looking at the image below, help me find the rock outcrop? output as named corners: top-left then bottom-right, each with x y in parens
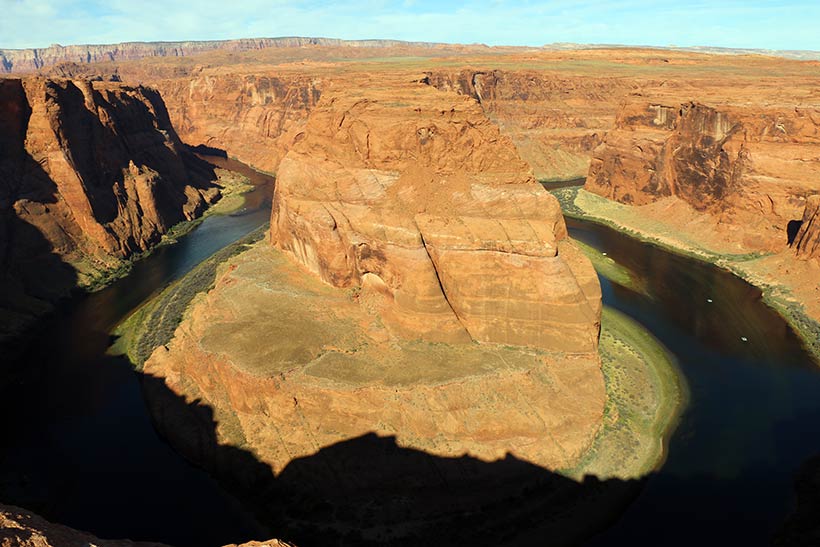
top-left (0, 77), bottom-right (218, 342)
top-left (0, 503), bottom-right (293, 547)
top-left (794, 195), bottom-right (820, 259)
top-left (271, 80), bottom-right (601, 350)
top-left (586, 101), bottom-right (820, 252)
top-left (141, 79), bottom-right (606, 543)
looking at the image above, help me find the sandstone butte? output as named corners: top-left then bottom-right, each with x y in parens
top-left (141, 75), bottom-right (607, 542)
top-left (0, 76), bottom-right (220, 344)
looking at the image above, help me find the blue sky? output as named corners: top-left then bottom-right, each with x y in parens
top-left (2, 0), bottom-right (819, 50)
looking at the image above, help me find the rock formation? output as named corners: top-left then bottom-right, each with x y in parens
top-left (154, 73), bottom-right (321, 173)
top-left (0, 503), bottom-right (294, 547)
top-left (0, 77), bottom-right (218, 343)
top-left (271, 79), bottom-right (601, 350)
top-left (141, 79), bottom-right (605, 543)
top-left (794, 195), bottom-right (820, 259)
top-left (586, 101), bottom-right (820, 252)
top-left (423, 69), bottom-right (628, 181)
top-left (0, 38), bottom-right (452, 73)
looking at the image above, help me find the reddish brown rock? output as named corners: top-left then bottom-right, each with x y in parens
top-left (586, 101), bottom-right (820, 253)
top-left (794, 195), bottom-right (820, 259)
top-left (0, 503), bottom-right (293, 547)
top-left (153, 72), bottom-right (321, 173)
top-left (424, 69), bottom-right (629, 181)
top-left (271, 78), bottom-right (601, 350)
top-left (140, 77), bottom-right (605, 543)
top-left (0, 77), bottom-right (218, 342)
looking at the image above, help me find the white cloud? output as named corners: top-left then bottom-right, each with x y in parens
top-left (1, 0), bottom-right (818, 50)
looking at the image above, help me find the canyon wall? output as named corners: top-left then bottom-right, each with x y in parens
top-left (0, 77), bottom-right (218, 342)
top-left (586, 101), bottom-right (820, 252)
top-left (152, 72), bottom-right (321, 173)
top-left (794, 195), bottom-right (820, 259)
top-left (0, 38), bottom-right (450, 73)
top-left (424, 69), bottom-right (632, 181)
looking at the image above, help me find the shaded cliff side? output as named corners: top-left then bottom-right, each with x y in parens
top-left (794, 195), bottom-right (820, 259)
top-left (0, 77), bottom-right (219, 343)
top-left (586, 101), bottom-right (820, 253)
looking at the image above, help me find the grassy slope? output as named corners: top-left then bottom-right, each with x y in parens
top-left (110, 225), bottom-right (268, 369)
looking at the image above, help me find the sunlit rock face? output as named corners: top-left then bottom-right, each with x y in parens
top-left (271, 78), bottom-right (602, 350)
top-left (586, 100), bottom-right (820, 253)
top-left (153, 73), bottom-right (322, 174)
top-left (423, 69), bottom-right (629, 182)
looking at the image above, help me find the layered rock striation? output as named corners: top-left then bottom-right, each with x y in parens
top-left (424, 69), bottom-right (630, 181)
top-left (586, 101), bottom-right (820, 252)
top-left (0, 77), bottom-right (218, 342)
top-left (271, 80), bottom-right (601, 350)
top-left (154, 72), bottom-right (321, 173)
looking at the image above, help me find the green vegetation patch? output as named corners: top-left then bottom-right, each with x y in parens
top-left (565, 307), bottom-right (686, 480)
top-left (111, 224), bottom-right (268, 369)
top-left (571, 239), bottom-right (645, 294)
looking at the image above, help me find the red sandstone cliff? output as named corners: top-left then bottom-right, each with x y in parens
top-left (0, 77), bottom-right (219, 342)
top-left (271, 78), bottom-right (601, 350)
top-left (423, 69), bottom-right (631, 181)
top-left (586, 101), bottom-right (820, 252)
top-left (152, 72), bottom-right (321, 173)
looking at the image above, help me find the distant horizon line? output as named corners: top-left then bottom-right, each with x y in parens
top-left (2, 35), bottom-right (819, 59)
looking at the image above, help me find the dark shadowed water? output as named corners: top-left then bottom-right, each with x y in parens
top-left (0, 156), bottom-right (274, 546)
top-left (566, 217), bottom-right (820, 546)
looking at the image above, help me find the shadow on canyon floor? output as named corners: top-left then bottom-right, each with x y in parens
top-left (140, 362), bottom-right (646, 546)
